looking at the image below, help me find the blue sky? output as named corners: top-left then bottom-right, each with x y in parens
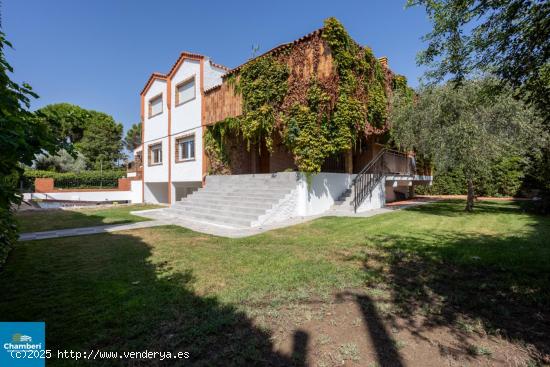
top-left (4, 0), bottom-right (431, 134)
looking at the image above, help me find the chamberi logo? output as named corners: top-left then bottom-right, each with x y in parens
top-left (12, 333), bottom-right (33, 343)
top-left (1, 322), bottom-right (45, 367)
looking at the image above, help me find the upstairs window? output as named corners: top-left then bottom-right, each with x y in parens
top-left (175, 76), bottom-right (196, 106)
top-left (176, 135), bottom-right (195, 162)
top-left (148, 143), bottom-right (162, 166)
top-left (149, 94), bottom-right (163, 117)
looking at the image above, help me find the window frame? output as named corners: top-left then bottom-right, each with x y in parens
top-left (148, 93), bottom-right (163, 118)
top-left (175, 134), bottom-right (196, 163)
top-left (175, 76), bottom-right (196, 106)
top-left (148, 143), bottom-right (163, 166)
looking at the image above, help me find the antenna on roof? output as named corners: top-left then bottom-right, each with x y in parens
top-left (251, 44), bottom-right (260, 59)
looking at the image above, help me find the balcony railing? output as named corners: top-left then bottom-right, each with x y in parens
top-left (352, 149), bottom-right (416, 212)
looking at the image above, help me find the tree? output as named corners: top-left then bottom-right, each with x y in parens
top-left (390, 78), bottom-right (544, 211)
top-left (0, 32), bottom-right (64, 265)
top-left (407, 0), bottom-right (550, 119)
top-left (409, 0), bottom-right (550, 211)
top-left (37, 103), bottom-right (89, 143)
top-left (33, 149), bottom-right (87, 172)
top-left (124, 122), bottom-right (142, 151)
top-left (76, 111), bottom-right (124, 170)
top-left (36, 103), bottom-right (124, 169)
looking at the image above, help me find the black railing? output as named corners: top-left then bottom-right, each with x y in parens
top-left (352, 149), bottom-right (415, 212)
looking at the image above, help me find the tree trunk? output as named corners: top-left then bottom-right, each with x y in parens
top-left (466, 179), bottom-right (475, 212)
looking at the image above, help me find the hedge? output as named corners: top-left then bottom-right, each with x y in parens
top-left (22, 169), bottom-right (126, 190)
top-left (416, 157), bottom-right (525, 197)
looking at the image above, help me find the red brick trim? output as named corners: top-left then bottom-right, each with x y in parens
top-left (34, 178), bottom-right (134, 192)
top-left (141, 94), bottom-right (145, 202)
top-left (200, 58), bottom-right (207, 185)
top-left (140, 73), bottom-right (167, 96)
top-left (167, 77), bottom-right (172, 204)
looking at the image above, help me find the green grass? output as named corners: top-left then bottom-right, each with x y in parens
top-left (15, 204), bottom-right (163, 232)
top-left (1, 200), bottom-right (549, 365)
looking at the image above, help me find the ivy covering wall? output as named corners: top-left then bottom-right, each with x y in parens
top-left (205, 17), bottom-right (409, 174)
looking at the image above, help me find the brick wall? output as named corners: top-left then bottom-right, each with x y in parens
top-left (269, 136), bottom-right (296, 173)
top-left (35, 178), bottom-right (54, 192)
top-left (117, 178), bottom-right (132, 191)
top-left (34, 177), bottom-right (134, 192)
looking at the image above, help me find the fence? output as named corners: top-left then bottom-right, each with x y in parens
top-left (21, 170), bottom-right (126, 192)
top-left (34, 177), bottom-right (132, 193)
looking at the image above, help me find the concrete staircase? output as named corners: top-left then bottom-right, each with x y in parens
top-left (161, 174), bottom-right (298, 228)
top-left (328, 187), bottom-right (355, 214)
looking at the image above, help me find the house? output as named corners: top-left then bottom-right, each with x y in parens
top-left (139, 53), bottom-right (228, 204)
top-left (133, 19), bottom-right (432, 227)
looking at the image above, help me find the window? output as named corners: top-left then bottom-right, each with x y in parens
top-left (149, 94), bottom-right (163, 117)
top-left (175, 77), bottom-right (195, 106)
top-left (148, 143), bottom-right (162, 166)
top-left (175, 135), bottom-right (195, 162)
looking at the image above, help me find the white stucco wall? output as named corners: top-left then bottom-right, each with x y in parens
top-left (169, 59), bottom-right (206, 190)
top-left (143, 79), bottom-right (168, 142)
top-left (28, 191), bottom-right (132, 202)
top-left (171, 59), bottom-right (201, 135)
top-left (356, 177), bottom-right (386, 212)
top-left (130, 180), bottom-right (143, 203)
top-left (203, 60), bottom-right (225, 90)
top-left (140, 57), bottom-right (226, 192)
top-left (171, 127), bottom-right (203, 184)
top-left (295, 172), bottom-right (354, 216)
top-left (144, 182), bottom-right (168, 204)
top-left (143, 78), bottom-right (169, 184)
top-left (143, 136), bottom-right (169, 183)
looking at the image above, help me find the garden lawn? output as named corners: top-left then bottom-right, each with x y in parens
top-left (1, 200), bottom-right (549, 366)
top-left (15, 204), bottom-right (163, 232)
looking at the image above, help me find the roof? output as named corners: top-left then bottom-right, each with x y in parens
top-left (224, 27), bottom-right (324, 77)
top-left (140, 52), bottom-right (229, 96)
top-left (203, 25), bottom-right (389, 94)
top-left (203, 27), bottom-right (324, 94)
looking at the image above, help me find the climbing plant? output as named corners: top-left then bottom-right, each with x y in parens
top-left (236, 56), bottom-right (289, 151)
top-left (205, 17), bottom-right (407, 174)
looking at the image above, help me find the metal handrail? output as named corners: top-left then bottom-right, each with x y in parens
top-left (352, 149), bottom-right (415, 212)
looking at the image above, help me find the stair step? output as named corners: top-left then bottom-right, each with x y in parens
top-left (205, 183), bottom-right (295, 189)
top-left (197, 187), bottom-right (293, 195)
top-left (173, 203), bottom-right (267, 216)
top-left (192, 191), bottom-right (289, 200)
top-left (166, 206), bottom-right (261, 221)
top-left (186, 195), bottom-right (284, 204)
top-left (163, 210), bottom-right (252, 227)
top-left (176, 199), bottom-right (273, 211)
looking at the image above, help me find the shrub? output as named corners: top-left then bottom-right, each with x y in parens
top-left (416, 156), bottom-right (525, 197)
top-left (22, 169), bottom-right (126, 190)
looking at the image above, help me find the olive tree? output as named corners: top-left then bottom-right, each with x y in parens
top-left (390, 78), bottom-right (544, 211)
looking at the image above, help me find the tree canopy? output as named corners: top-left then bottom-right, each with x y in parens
top-left (36, 103), bottom-right (124, 170)
top-left (390, 77), bottom-right (544, 210)
top-left (408, 0), bottom-right (550, 120)
top-left (0, 32), bottom-right (64, 265)
top-left (124, 122), bottom-right (142, 151)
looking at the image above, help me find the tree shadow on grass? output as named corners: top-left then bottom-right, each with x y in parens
top-left (0, 230), bottom-right (307, 366)
top-left (402, 199), bottom-right (533, 218)
top-left (360, 207), bottom-right (550, 363)
top-left (15, 205), bottom-right (156, 233)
